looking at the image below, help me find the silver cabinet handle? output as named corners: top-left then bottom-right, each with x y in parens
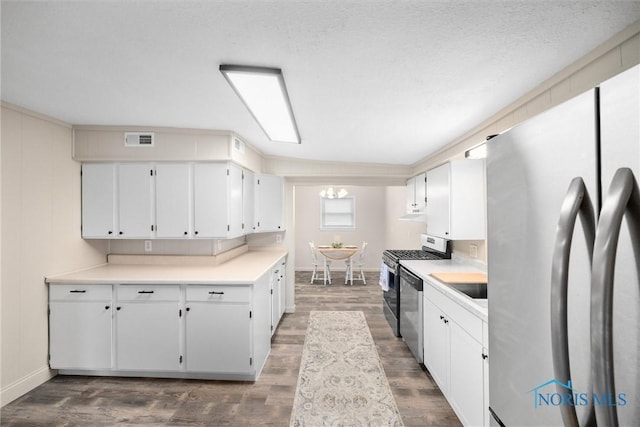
top-left (550, 177), bottom-right (596, 427)
top-left (591, 167), bottom-right (640, 427)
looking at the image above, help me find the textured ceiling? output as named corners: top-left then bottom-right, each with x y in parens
top-left (2, 1), bottom-right (639, 165)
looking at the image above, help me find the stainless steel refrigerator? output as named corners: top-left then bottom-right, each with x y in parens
top-left (487, 64), bottom-right (639, 426)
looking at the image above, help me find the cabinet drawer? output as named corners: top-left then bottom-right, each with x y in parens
top-left (186, 285), bottom-right (250, 303)
top-left (425, 283), bottom-right (483, 342)
top-left (49, 284), bottom-right (112, 301)
top-left (117, 285), bottom-right (180, 301)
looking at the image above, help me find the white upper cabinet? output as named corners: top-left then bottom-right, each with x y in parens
top-left (81, 163), bottom-right (153, 238)
top-left (118, 163), bottom-right (154, 238)
top-left (82, 161), bottom-right (266, 240)
top-left (193, 163), bottom-right (225, 238)
top-left (155, 163), bottom-right (191, 238)
top-left (242, 169), bottom-right (255, 235)
top-left (254, 174), bottom-right (284, 232)
top-left (426, 159), bottom-right (486, 240)
top-left (426, 164), bottom-right (451, 236)
top-left (406, 172), bottom-right (426, 214)
top-left (228, 164), bottom-right (243, 238)
top-left (193, 163), bottom-right (243, 239)
top-left (82, 163), bottom-right (116, 238)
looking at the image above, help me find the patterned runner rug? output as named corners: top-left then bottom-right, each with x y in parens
top-left (290, 311), bottom-right (404, 426)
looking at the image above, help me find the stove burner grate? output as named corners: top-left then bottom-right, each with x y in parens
top-left (383, 249), bottom-right (448, 261)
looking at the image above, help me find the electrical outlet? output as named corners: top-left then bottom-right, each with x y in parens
top-left (470, 244), bottom-right (478, 258)
top-left (144, 240), bottom-right (152, 252)
top-left (275, 234), bottom-right (282, 244)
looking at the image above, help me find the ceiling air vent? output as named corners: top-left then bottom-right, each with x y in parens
top-left (124, 132), bottom-right (155, 147)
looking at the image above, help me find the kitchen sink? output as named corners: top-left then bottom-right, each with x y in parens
top-left (447, 283), bottom-right (487, 299)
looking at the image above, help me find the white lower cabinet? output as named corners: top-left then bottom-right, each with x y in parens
top-left (185, 285), bottom-right (251, 373)
top-left (270, 266), bottom-right (281, 336)
top-left (449, 320), bottom-right (485, 426)
top-left (278, 259), bottom-right (286, 319)
top-left (49, 272), bottom-right (274, 380)
top-left (115, 285), bottom-right (181, 371)
top-left (269, 256), bottom-right (287, 336)
top-left (49, 284), bottom-right (113, 370)
top-left (423, 283), bottom-right (489, 426)
top-left (423, 298), bottom-right (449, 389)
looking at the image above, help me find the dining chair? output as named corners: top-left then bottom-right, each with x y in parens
top-left (345, 241), bottom-right (367, 284)
top-left (309, 241), bottom-right (331, 284)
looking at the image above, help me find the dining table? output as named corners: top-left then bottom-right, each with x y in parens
top-left (317, 245), bottom-right (359, 285)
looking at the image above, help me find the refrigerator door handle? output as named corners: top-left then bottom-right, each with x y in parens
top-left (550, 177), bottom-right (596, 427)
top-left (591, 167), bottom-right (640, 427)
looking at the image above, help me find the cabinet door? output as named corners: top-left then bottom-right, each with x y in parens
top-left (193, 163), bottom-right (227, 238)
top-left (242, 169), bottom-right (255, 235)
top-left (155, 163), bottom-right (191, 238)
top-left (185, 303), bottom-right (251, 373)
top-left (449, 320), bottom-right (485, 426)
top-left (115, 302), bottom-right (180, 371)
top-left (255, 174), bottom-right (284, 232)
top-left (118, 163), bottom-right (153, 238)
top-left (82, 163), bottom-right (116, 238)
top-left (407, 173), bottom-right (426, 213)
top-left (271, 267), bottom-right (281, 334)
top-left (227, 163), bottom-right (243, 238)
top-left (426, 163), bottom-right (451, 238)
top-left (193, 163), bottom-right (242, 238)
top-left (483, 346), bottom-right (490, 426)
top-left (406, 176), bottom-right (417, 213)
top-left (414, 172), bottom-right (426, 212)
top-left (49, 301), bottom-right (112, 369)
top-left (449, 160), bottom-right (486, 240)
top-left (279, 260), bottom-right (286, 318)
top-left (423, 298), bottom-right (449, 391)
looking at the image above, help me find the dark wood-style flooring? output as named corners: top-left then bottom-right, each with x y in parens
top-left (1, 271), bottom-right (461, 426)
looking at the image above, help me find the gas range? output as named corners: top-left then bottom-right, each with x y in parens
top-left (382, 249), bottom-right (449, 268)
top-left (381, 235), bottom-right (451, 337)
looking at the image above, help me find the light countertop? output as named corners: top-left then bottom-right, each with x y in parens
top-left (46, 249), bottom-right (288, 285)
top-left (400, 258), bottom-right (488, 322)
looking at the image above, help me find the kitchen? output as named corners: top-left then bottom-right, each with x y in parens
top-left (2, 2), bottom-right (640, 426)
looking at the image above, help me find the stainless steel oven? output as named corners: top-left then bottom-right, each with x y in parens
top-left (382, 253), bottom-right (400, 336)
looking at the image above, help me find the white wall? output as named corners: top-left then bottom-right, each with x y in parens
top-left (294, 185), bottom-right (428, 272)
top-left (295, 185), bottom-right (385, 271)
top-left (384, 186), bottom-right (428, 250)
top-left (1, 104), bottom-right (107, 406)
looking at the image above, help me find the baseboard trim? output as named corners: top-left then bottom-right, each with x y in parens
top-left (1, 366), bottom-right (56, 407)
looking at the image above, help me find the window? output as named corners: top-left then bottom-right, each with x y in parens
top-left (320, 197), bottom-right (355, 230)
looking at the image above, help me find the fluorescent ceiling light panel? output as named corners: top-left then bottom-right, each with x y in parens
top-left (220, 65), bottom-right (301, 144)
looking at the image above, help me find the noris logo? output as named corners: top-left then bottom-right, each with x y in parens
top-left (529, 379), bottom-right (627, 409)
